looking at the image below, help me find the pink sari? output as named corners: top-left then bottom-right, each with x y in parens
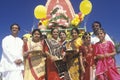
top-left (94, 41), bottom-right (120, 80)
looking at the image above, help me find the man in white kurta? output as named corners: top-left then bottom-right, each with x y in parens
top-left (90, 21), bottom-right (114, 80)
top-left (91, 32), bottom-right (114, 45)
top-left (91, 21), bottom-right (114, 45)
top-left (0, 24), bottom-right (24, 80)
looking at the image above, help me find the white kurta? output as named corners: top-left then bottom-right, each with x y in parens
top-left (0, 35), bottom-right (24, 80)
top-left (91, 33), bottom-right (114, 45)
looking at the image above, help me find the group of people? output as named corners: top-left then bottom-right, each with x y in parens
top-left (0, 21), bottom-right (120, 80)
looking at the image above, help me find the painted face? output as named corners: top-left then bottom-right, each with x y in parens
top-left (97, 30), bottom-right (105, 41)
top-left (33, 31), bottom-right (41, 41)
top-left (59, 32), bottom-right (66, 41)
top-left (11, 25), bottom-right (19, 34)
top-left (52, 29), bottom-right (59, 39)
top-left (72, 30), bottom-right (78, 39)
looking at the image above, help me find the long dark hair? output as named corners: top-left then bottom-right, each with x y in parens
top-left (82, 32), bottom-right (91, 40)
top-left (32, 29), bottom-right (42, 36)
top-left (71, 28), bottom-right (79, 35)
top-left (59, 30), bottom-right (66, 37)
top-left (50, 28), bottom-right (59, 34)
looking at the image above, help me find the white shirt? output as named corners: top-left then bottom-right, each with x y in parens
top-left (0, 35), bottom-right (24, 72)
top-left (91, 33), bottom-right (114, 45)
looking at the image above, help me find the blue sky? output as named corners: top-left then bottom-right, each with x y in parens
top-left (0, 0), bottom-right (120, 65)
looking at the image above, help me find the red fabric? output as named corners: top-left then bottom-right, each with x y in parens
top-left (46, 58), bottom-right (61, 80)
top-left (23, 42), bottom-right (28, 52)
top-left (46, 0), bottom-right (74, 20)
top-left (43, 40), bottom-right (49, 53)
top-left (79, 44), bottom-right (94, 80)
top-left (44, 40), bottom-right (62, 80)
top-left (94, 41), bottom-right (120, 80)
top-left (80, 44), bottom-right (95, 66)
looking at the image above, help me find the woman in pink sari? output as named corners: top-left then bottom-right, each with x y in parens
top-left (94, 28), bottom-right (120, 80)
